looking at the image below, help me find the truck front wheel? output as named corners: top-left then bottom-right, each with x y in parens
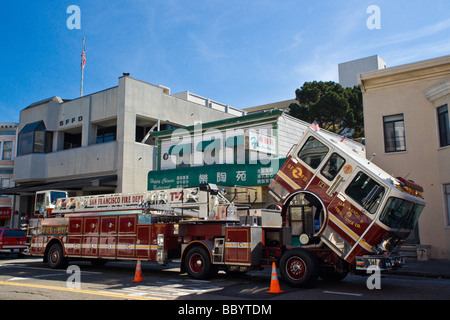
top-left (279, 248), bottom-right (319, 288)
top-left (47, 243), bottom-right (67, 269)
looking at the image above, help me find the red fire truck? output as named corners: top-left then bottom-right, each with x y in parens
top-left (26, 125), bottom-right (426, 288)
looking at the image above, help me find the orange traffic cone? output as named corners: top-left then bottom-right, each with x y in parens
top-left (131, 258), bottom-right (145, 283)
top-left (266, 262), bottom-right (284, 294)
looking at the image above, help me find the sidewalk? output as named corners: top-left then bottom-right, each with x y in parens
top-left (391, 259), bottom-right (450, 279)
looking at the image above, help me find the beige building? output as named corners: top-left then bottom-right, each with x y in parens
top-left (359, 55), bottom-right (450, 259)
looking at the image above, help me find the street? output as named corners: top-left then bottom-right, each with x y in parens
top-left (1, 255), bottom-right (449, 303)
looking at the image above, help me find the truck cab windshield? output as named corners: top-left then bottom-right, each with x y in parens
top-left (379, 197), bottom-right (424, 229)
top-left (50, 191), bottom-right (68, 204)
top-left (345, 171), bottom-right (385, 214)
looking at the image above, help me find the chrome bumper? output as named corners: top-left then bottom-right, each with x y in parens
top-left (355, 255), bottom-right (406, 271)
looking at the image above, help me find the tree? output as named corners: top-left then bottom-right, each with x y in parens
top-left (288, 81), bottom-right (364, 137)
top-left (343, 85), bottom-right (364, 137)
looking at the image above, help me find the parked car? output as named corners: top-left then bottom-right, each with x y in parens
top-left (0, 228), bottom-right (27, 256)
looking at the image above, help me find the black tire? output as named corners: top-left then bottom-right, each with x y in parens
top-left (47, 243), bottom-right (67, 269)
top-left (184, 246), bottom-right (215, 280)
top-left (279, 248), bottom-right (319, 288)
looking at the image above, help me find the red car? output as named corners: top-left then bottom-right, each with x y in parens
top-left (0, 228), bottom-right (27, 256)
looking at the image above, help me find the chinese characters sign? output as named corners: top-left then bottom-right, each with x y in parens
top-left (148, 160), bottom-right (285, 190)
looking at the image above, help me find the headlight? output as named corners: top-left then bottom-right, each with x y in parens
top-left (378, 238), bottom-right (399, 252)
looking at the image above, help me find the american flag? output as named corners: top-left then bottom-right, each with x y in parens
top-left (311, 120), bottom-right (320, 132)
top-left (81, 37), bottom-right (86, 69)
top-left (81, 49), bottom-right (86, 69)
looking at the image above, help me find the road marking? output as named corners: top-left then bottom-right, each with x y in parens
top-left (323, 290), bottom-right (363, 297)
top-left (104, 279), bottom-right (226, 300)
top-left (31, 273), bottom-right (69, 278)
top-left (0, 264), bottom-right (102, 274)
top-left (7, 273), bottom-right (75, 282)
top-left (7, 277), bottom-right (29, 282)
top-left (0, 281), bottom-right (161, 300)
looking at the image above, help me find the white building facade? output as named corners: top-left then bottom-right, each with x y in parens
top-left (339, 55), bottom-right (387, 88)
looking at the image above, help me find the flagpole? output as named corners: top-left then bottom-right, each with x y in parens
top-left (80, 37), bottom-right (85, 97)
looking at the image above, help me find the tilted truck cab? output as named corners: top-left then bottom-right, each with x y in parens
top-left (268, 127), bottom-right (425, 286)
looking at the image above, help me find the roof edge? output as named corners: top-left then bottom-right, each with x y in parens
top-left (152, 109), bottom-right (284, 138)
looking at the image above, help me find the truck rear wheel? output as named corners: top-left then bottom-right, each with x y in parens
top-left (47, 243), bottom-right (67, 269)
top-left (279, 248), bottom-right (319, 288)
top-left (184, 246), bottom-right (215, 280)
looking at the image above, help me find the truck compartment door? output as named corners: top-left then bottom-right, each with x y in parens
top-left (225, 226), bottom-right (262, 266)
top-left (82, 217), bottom-right (99, 257)
top-left (99, 216), bottom-right (117, 257)
top-left (117, 215), bottom-right (137, 258)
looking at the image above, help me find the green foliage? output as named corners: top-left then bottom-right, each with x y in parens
top-left (289, 81), bottom-right (364, 137)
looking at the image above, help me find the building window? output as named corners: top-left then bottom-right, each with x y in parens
top-left (445, 184), bottom-right (450, 226)
top-left (63, 132), bottom-right (82, 150)
top-left (17, 121), bottom-right (53, 156)
top-left (437, 105), bottom-right (450, 147)
top-left (97, 126), bottom-right (116, 144)
top-left (383, 114), bottom-right (406, 153)
top-left (0, 178), bottom-right (10, 198)
top-left (2, 141), bottom-right (12, 160)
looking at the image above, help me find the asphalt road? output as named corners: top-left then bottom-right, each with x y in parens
top-left (1, 255), bottom-right (449, 305)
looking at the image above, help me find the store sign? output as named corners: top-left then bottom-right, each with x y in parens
top-left (0, 208), bottom-right (11, 219)
top-left (249, 130), bottom-right (276, 155)
top-left (148, 159), bottom-right (285, 190)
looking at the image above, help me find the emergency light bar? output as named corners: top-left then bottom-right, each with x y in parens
top-left (396, 177), bottom-right (424, 193)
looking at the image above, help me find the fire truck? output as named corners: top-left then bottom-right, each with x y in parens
top-left (25, 125), bottom-right (426, 288)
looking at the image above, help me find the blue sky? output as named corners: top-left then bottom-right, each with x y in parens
top-left (1, 1), bottom-right (449, 123)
